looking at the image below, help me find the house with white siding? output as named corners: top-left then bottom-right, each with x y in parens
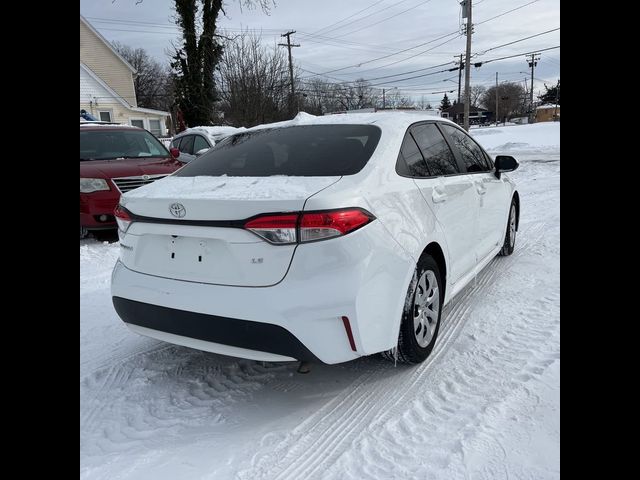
top-left (80, 15), bottom-right (170, 136)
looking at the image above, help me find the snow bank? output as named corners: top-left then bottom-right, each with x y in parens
top-left (470, 122), bottom-right (559, 153)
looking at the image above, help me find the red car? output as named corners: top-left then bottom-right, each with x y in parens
top-left (80, 123), bottom-right (182, 238)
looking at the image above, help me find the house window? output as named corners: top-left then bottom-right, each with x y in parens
top-left (130, 119), bottom-right (144, 129)
top-left (98, 111), bottom-right (112, 122)
top-left (149, 119), bottom-right (162, 136)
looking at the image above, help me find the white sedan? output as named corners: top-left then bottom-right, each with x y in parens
top-left (111, 112), bottom-right (519, 365)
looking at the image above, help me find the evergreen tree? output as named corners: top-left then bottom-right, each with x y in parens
top-left (538, 81), bottom-right (560, 105)
top-left (440, 93), bottom-right (452, 110)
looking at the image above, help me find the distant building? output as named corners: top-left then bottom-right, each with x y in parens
top-left (535, 104), bottom-right (560, 122)
top-left (441, 104), bottom-right (490, 124)
top-left (80, 15), bottom-right (170, 136)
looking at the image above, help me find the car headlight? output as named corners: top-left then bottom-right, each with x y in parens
top-left (80, 178), bottom-right (110, 193)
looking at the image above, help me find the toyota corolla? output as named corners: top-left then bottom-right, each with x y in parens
top-left (111, 112), bottom-right (519, 365)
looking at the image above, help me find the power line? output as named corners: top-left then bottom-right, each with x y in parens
top-left (315, 0), bottom-right (415, 37)
top-left (332, 0), bottom-right (434, 39)
top-left (476, 0), bottom-right (540, 26)
top-left (308, 0), bottom-right (386, 37)
top-left (476, 45), bottom-right (560, 66)
top-left (476, 27), bottom-right (559, 55)
top-left (346, 31), bottom-right (462, 75)
top-left (306, 31), bottom-right (461, 78)
top-left (306, 0), bottom-right (545, 80)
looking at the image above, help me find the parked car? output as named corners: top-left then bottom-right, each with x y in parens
top-left (169, 126), bottom-right (245, 163)
top-left (80, 123), bottom-right (183, 238)
top-left (111, 112), bottom-right (519, 365)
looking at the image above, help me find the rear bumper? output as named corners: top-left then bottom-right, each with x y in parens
top-left (113, 296), bottom-right (319, 362)
top-left (110, 221), bottom-right (415, 364)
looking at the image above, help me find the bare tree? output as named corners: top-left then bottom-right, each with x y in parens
top-left (417, 95), bottom-right (433, 110)
top-left (217, 33), bottom-right (292, 126)
top-left (112, 42), bottom-right (173, 111)
top-left (171, 0), bottom-right (274, 127)
top-left (469, 85), bottom-right (486, 107)
top-left (480, 82), bottom-right (526, 121)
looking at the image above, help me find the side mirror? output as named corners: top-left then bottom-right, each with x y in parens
top-left (170, 147), bottom-right (180, 158)
top-left (494, 155), bottom-right (519, 179)
top-left (195, 148), bottom-right (209, 157)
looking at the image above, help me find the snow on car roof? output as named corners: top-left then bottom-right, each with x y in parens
top-left (180, 126), bottom-right (247, 144)
top-left (246, 110), bottom-right (455, 136)
top-left (80, 122), bottom-right (139, 128)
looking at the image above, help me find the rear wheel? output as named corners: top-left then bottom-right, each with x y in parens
top-left (498, 199), bottom-right (517, 256)
top-left (383, 255), bottom-right (443, 364)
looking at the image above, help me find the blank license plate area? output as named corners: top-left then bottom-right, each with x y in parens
top-left (134, 234), bottom-right (243, 283)
top-left (167, 236), bottom-right (212, 267)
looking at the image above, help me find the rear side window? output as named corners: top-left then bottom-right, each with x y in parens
top-left (396, 132), bottom-right (429, 177)
top-left (411, 124), bottom-right (459, 176)
top-left (441, 124), bottom-right (491, 173)
top-left (175, 125), bottom-right (382, 177)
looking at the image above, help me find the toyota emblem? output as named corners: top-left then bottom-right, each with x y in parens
top-left (169, 203), bottom-right (186, 218)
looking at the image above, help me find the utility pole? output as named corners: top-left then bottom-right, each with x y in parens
top-left (383, 88), bottom-right (386, 109)
top-left (495, 72), bottom-right (499, 126)
top-left (457, 54), bottom-right (463, 103)
top-left (526, 52), bottom-right (540, 123)
top-left (553, 79), bottom-right (560, 121)
top-left (462, 0), bottom-right (473, 131)
top-left (279, 31), bottom-right (300, 113)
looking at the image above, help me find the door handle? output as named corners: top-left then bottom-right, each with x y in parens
top-left (432, 189), bottom-right (447, 203)
top-left (475, 182), bottom-right (487, 195)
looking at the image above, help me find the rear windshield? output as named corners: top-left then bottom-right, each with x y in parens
top-left (80, 129), bottom-right (170, 161)
top-left (174, 124), bottom-right (382, 177)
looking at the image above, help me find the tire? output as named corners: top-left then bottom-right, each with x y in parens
top-left (382, 254), bottom-right (443, 364)
top-left (80, 225), bottom-right (88, 239)
top-left (498, 199), bottom-right (518, 256)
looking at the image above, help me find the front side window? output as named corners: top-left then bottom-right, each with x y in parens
top-left (411, 124), bottom-right (459, 176)
top-left (440, 124), bottom-right (491, 173)
top-left (179, 135), bottom-right (195, 155)
top-left (176, 125), bottom-right (382, 177)
top-left (193, 135), bottom-right (210, 153)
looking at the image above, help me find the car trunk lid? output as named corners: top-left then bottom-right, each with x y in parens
top-left (118, 175), bottom-right (341, 286)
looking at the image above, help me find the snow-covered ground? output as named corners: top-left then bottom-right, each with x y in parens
top-left (80, 122), bottom-right (560, 480)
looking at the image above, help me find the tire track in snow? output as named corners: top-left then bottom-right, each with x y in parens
top-left (239, 220), bottom-right (549, 480)
top-left (318, 224), bottom-right (558, 479)
top-left (81, 348), bottom-right (292, 458)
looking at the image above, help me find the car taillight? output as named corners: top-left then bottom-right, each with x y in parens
top-left (244, 213), bottom-right (298, 244)
top-left (244, 208), bottom-right (374, 245)
top-left (300, 209), bottom-right (373, 242)
top-left (114, 204), bottom-right (132, 233)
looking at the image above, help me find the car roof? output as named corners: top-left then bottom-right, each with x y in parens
top-left (80, 123), bottom-right (143, 131)
top-left (243, 111), bottom-right (458, 137)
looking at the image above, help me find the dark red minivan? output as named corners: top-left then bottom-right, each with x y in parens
top-left (80, 123), bottom-right (182, 238)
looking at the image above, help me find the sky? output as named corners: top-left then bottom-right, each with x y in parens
top-left (80, 0), bottom-right (560, 105)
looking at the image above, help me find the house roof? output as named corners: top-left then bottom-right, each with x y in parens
top-left (81, 63), bottom-right (169, 117)
top-left (80, 15), bottom-right (137, 74)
